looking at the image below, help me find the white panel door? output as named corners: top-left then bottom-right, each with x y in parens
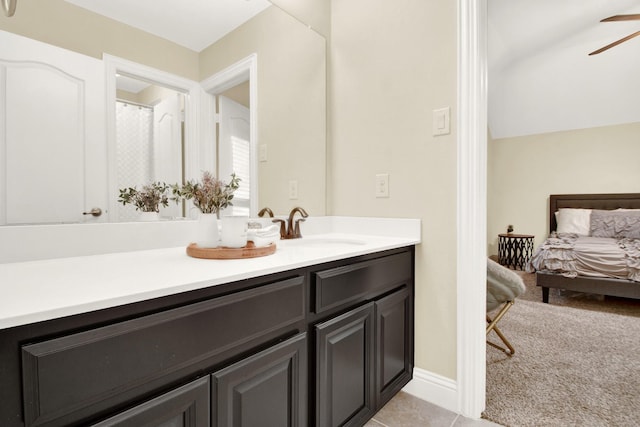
top-left (218, 96), bottom-right (251, 216)
top-left (0, 30), bottom-right (106, 225)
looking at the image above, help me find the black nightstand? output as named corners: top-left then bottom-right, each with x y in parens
top-left (498, 234), bottom-right (534, 270)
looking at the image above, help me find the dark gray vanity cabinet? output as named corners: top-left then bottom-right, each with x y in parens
top-left (0, 247), bottom-right (414, 427)
top-left (315, 303), bottom-right (376, 427)
top-left (19, 276), bottom-right (305, 427)
top-left (312, 251), bottom-right (414, 427)
top-left (92, 376), bottom-right (211, 427)
top-left (92, 333), bottom-right (307, 427)
top-left (211, 333), bottom-right (307, 427)
top-left (375, 287), bottom-right (413, 406)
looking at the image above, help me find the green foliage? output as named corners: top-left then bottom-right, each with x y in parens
top-left (171, 171), bottom-right (241, 214)
top-left (118, 182), bottom-right (170, 213)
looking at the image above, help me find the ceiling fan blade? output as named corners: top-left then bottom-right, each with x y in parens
top-left (601, 14), bottom-right (640, 22)
top-left (589, 30), bottom-right (640, 55)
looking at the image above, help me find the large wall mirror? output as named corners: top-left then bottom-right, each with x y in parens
top-left (0, 0), bottom-right (326, 228)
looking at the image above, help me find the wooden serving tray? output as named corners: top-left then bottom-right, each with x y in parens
top-left (186, 241), bottom-right (276, 259)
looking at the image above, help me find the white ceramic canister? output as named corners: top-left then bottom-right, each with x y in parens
top-left (221, 215), bottom-right (249, 248)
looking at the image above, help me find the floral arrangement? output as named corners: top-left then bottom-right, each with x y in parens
top-left (172, 171), bottom-right (240, 215)
top-left (118, 182), bottom-right (170, 213)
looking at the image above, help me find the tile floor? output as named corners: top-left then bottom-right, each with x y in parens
top-left (365, 392), bottom-right (501, 427)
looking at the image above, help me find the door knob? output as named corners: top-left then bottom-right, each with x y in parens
top-left (82, 208), bottom-right (103, 217)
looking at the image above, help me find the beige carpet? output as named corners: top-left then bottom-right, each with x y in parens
top-left (483, 271), bottom-right (640, 426)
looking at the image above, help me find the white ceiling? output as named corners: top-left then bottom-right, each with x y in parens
top-left (65, 0), bottom-right (271, 52)
top-left (488, 0), bottom-right (640, 139)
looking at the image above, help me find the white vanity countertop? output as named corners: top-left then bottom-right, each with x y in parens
top-left (0, 217), bottom-right (420, 330)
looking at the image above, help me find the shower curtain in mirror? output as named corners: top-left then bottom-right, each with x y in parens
top-left (116, 101), bottom-right (153, 222)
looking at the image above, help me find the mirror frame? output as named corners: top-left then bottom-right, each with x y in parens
top-left (104, 54), bottom-right (202, 221)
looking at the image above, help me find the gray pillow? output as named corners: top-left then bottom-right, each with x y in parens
top-left (590, 209), bottom-right (640, 239)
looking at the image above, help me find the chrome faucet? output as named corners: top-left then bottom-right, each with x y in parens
top-left (258, 207), bottom-right (274, 218)
top-left (273, 207), bottom-right (309, 239)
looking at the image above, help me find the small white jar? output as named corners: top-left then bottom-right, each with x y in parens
top-left (220, 215), bottom-right (249, 248)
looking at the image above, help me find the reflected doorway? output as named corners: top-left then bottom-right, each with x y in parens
top-left (115, 75), bottom-right (185, 221)
top-left (218, 85), bottom-right (251, 216)
top-left (201, 54), bottom-right (258, 217)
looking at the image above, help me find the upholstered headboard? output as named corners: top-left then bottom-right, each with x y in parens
top-left (549, 193), bottom-right (640, 233)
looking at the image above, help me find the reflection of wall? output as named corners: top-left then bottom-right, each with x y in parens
top-left (116, 89), bottom-right (139, 104)
top-left (487, 122), bottom-right (640, 255)
top-left (117, 86), bottom-right (185, 114)
top-left (330, 0), bottom-right (457, 381)
top-left (137, 85), bottom-right (173, 106)
top-left (0, 0), bottom-right (198, 80)
top-left (200, 6), bottom-right (326, 216)
top-left (221, 82), bottom-right (250, 108)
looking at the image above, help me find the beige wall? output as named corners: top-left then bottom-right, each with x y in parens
top-left (0, 0), bottom-right (198, 80)
top-left (329, 0), bottom-right (458, 379)
top-left (271, 0), bottom-right (331, 38)
top-left (487, 122), bottom-right (640, 255)
top-left (200, 6), bottom-right (327, 216)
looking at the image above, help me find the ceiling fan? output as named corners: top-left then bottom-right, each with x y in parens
top-left (589, 14), bottom-right (640, 55)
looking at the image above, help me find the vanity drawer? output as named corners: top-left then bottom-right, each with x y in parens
top-left (21, 276), bottom-right (305, 427)
top-left (312, 251), bottom-right (413, 314)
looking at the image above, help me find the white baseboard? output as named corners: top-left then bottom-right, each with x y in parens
top-left (402, 367), bottom-right (458, 413)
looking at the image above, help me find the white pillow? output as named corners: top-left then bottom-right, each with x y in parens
top-left (555, 208), bottom-right (592, 235)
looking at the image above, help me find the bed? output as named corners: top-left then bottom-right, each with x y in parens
top-left (531, 193), bottom-right (640, 303)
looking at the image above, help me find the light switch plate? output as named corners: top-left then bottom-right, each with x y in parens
top-left (432, 107), bottom-right (451, 136)
top-left (288, 180), bottom-right (298, 199)
top-left (259, 144), bottom-right (268, 162)
top-left (375, 174), bottom-right (389, 198)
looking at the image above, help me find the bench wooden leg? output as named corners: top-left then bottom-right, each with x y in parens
top-left (487, 301), bottom-right (516, 356)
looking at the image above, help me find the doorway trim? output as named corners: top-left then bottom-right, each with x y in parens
top-left (200, 53), bottom-right (258, 216)
top-left (456, 0), bottom-right (487, 418)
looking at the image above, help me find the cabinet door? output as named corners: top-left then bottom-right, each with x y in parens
top-left (92, 376), bottom-right (209, 427)
top-left (375, 287), bottom-right (413, 406)
top-left (316, 304), bottom-right (375, 427)
top-left (212, 333), bottom-right (307, 427)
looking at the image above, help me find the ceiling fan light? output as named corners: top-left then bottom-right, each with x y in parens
top-left (2, 0), bottom-right (17, 17)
